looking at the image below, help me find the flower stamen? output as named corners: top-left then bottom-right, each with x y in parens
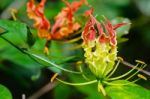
top-left (138, 74), bottom-right (147, 80)
top-left (51, 73), bottom-right (59, 82)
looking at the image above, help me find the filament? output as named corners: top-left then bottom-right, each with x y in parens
top-left (106, 60), bottom-right (120, 79)
top-left (103, 81), bottom-right (132, 86)
top-left (126, 64), bottom-right (146, 80)
top-left (77, 61), bottom-right (90, 80)
top-left (56, 78), bottom-right (97, 86)
top-left (107, 63), bottom-right (140, 81)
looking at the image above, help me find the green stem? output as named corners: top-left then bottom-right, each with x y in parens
top-left (56, 78), bottom-right (97, 86)
top-left (132, 78), bottom-right (141, 83)
top-left (98, 81), bottom-right (106, 96)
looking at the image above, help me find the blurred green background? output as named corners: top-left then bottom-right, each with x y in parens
top-left (0, 0), bottom-right (150, 99)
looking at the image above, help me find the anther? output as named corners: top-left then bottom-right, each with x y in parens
top-left (117, 57), bottom-right (124, 62)
top-left (44, 46), bottom-right (49, 55)
top-left (137, 74), bottom-right (147, 80)
top-left (135, 60), bottom-right (145, 64)
top-left (10, 8), bottom-right (17, 21)
top-left (76, 61), bottom-right (82, 65)
top-left (50, 73), bottom-right (59, 82)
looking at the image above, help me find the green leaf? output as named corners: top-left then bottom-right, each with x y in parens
top-left (0, 40), bottom-right (41, 69)
top-left (27, 27), bottom-right (36, 47)
top-left (28, 40), bottom-right (83, 73)
top-left (0, 20), bottom-right (42, 70)
top-left (25, 51), bottom-right (81, 74)
top-left (54, 84), bottom-right (72, 99)
top-left (0, 26), bottom-right (7, 35)
top-left (0, 0), bottom-right (13, 9)
top-left (0, 84), bottom-right (12, 99)
top-left (106, 80), bottom-right (150, 99)
top-left (111, 17), bottom-right (131, 38)
top-left (0, 20), bottom-right (28, 48)
top-left (31, 70), bottom-right (41, 81)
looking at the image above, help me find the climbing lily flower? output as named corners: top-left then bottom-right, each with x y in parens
top-left (50, 15), bottom-right (147, 96)
top-left (27, 0), bottom-right (88, 54)
top-left (81, 15), bottom-right (133, 95)
top-left (82, 16), bottom-right (113, 80)
top-left (27, 0), bottom-right (51, 40)
top-left (82, 15), bottom-right (125, 78)
top-left (51, 0), bottom-right (87, 40)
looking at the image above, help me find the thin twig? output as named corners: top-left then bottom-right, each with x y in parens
top-left (27, 81), bottom-right (58, 99)
top-left (121, 60), bottom-right (150, 76)
top-left (22, 94), bottom-right (26, 99)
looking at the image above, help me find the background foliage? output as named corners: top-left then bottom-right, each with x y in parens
top-left (0, 0), bottom-right (150, 99)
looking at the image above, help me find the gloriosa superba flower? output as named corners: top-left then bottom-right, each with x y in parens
top-left (27, 0), bottom-right (51, 40)
top-left (52, 15), bottom-right (147, 96)
top-left (27, 0), bottom-right (88, 54)
top-left (82, 15), bottom-right (118, 78)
